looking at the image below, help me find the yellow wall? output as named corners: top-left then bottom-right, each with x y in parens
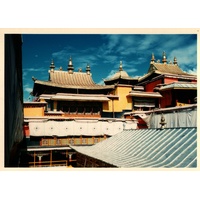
top-left (103, 85), bottom-right (132, 112)
top-left (102, 101), bottom-right (109, 111)
top-left (24, 107), bottom-right (44, 117)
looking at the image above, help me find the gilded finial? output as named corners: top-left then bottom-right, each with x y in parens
top-left (68, 56), bottom-right (74, 73)
top-left (86, 63), bottom-right (91, 75)
top-left (151, 53), bottom-right (155, 63)
top-left (119, 61), bottom-right (123, 71)
top-left (162, 51), bottom-right (167, 64)
top-left (50, 59), bottom-right (55, 71)
top-left (173, 57), bottom-right (178, 65)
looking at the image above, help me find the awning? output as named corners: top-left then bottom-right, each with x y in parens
top-left (159, 82), bottom-right (197, 91)
top-left (27, 146), bottom-right (71, 151)
top-left (128, 91), bottom-right (162, 98)
top-left (51, 95), bottom-right (110, 101)
top-left (39, 93), bottom-right (110, 102)
top-left (134, 103), bottom-right (155, 108)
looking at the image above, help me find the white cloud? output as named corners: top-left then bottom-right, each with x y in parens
top-left (184, 68), bottom-right (197, 75)
top-left (104, 35), bottom-right (121, 52)
top-left (97, 69), bottom-right (117, 85)
top-left (52, 49), bottom-right (68, 61)
top-left (126, 68), bottom-right (138, 74)
top-left (24, 87), bottom-right (32, 93)
top-left (24, 67), bottom-right (46, 72)
top-left (167, 43), bottom-right (197, 72)
top-left (23, 71), bottom-right (28, 79)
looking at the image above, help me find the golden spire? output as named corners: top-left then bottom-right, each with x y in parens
top-left (173, 57), bottom-right (178, 65)
top-left (162, 51), bottom-right (167, 64)
top-left (50, 59), bottom-right (55, 71)
top-left (86, 63), bottom-right (91, 75)
top-left (119, 61), bottom-right (123, 71)
top-left (68, 56), bottom-right (74, 73)
top-left (151, 53), bottom-right (155, 63)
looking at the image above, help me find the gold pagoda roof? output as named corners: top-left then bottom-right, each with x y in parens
top-left (104, 61), bottom-right (138, 83)
top-left (34, 70), bottom-right (114, 90)
top-left (148, 62), bottom-right (188, 75)
top-left (139, 52), bottom-right (196, 82)
top-left (33, 57), bottom-right (114, 90)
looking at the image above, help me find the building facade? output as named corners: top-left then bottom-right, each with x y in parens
top-left (125, 52), bottom-right (197, 128)
top-left (21, 51), bottom-right (197, 167)
top-left (21, 58), bottom-right (138, 167)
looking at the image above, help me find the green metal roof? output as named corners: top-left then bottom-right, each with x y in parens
top-left (71, 127), bottom-right (197, 168)
top-left (159, 82), bottom-right (197, 91)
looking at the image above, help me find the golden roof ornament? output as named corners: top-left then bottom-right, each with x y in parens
top-left (50, 59), bottom-right (55, 71)
top-left (173, 57), bottom-right (178, 65)
top-left (151, 53), bottom-right (155, 63)
top-left (119, 61), bottom-right (123, 71)
top-left (162, 51), bottom-right (167, 64)
top-left (68, 56), bottom-right (74, 73)
top-left (160, 113), bottom-right (166, 129)
top-left (86, 63), bottom-right (91, 75)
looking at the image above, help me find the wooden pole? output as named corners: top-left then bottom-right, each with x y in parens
top-left (50, 150), bottom-right (52, 167)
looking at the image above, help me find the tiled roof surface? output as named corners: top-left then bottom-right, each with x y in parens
top-left (139, 62), bottom-right (196, 83)
top-left (50, 70), bottom-right (95, 86)
top-left (34, 70), bottom-right (114, 90)
top-left (149, 63), bottom-right (187, 75)
top-left (104, 70), bottom-right (138, 82)
top-left (72, 127), bottom-right (197, 168)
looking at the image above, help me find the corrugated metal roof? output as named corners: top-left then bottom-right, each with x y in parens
top-left (159, 82), bottom-right (197, 91)
top-left (71, 127), bottom-right (197, 168)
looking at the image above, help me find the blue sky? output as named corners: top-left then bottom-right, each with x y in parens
top-left (22, 34), bottom-right (197, 101)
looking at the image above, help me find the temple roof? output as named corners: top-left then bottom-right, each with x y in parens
top-left (71, 127), bottom-right (197, 168)
top-left (139, 52), bottom-right (196, 82)
top-left (32, 58), bottom-right (115, 95)
top-left (159, 82), bottom-right (197, 91)
top-left (34, 70), bottom-right (115, 90)
top-left (104, 61), bottom-right (138, 84)
top-left (148, 62), bottom-right (188, 75)
top-left (49, 70), bottom-right (96, 87)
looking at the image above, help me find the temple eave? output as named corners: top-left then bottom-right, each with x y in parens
top-left (34, 81), bottom-right (115, 90)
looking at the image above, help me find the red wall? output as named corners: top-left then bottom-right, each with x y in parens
top-left (160, 90), bottom-right (172, 108)
top-left (164, 77), bottom-right (178, 84)
top-left (145, 79), bottom-right (162, 92)
top-left (191, 80), bottom-right (197, 83)
top-left (23, 125), bottom-right (30, 137)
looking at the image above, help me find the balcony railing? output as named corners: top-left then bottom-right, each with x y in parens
top-left (28, 159), bottom-right (76, 167)
top-left (44, 111), bottom-right (101, 118)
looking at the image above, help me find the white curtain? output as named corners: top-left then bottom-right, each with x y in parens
top-left (29, 120), bottom-right (137, 137)
top-left (149, 107), bottom-right (197, 128)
